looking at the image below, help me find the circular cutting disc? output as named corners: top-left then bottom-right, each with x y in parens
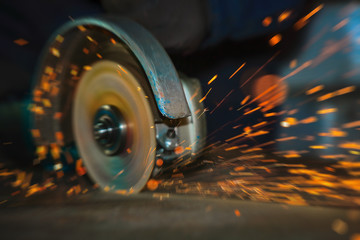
top-left (73, 60), bottom-right (156, 193)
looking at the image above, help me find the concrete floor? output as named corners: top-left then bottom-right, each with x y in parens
top-left (1, 191), bottom-right (360, 240)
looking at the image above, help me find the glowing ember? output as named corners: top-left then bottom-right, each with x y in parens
top-left (262, 17), bottom-right (272, 27)
top-left (229, 63), bottom-right (246, 79)
top-left (269, 34), bottom-right (282, 46)
top-left (50, 48), bottom-right (60, 57)
top-left (278, 10), bottom-right (292, 22)
top-left (13, 38), bottom-right (28, 46)
top-left (207, 75), bottom-right (217, 85)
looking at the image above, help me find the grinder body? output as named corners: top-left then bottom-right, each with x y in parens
top-left (30, 16), bottom-right (206, 193)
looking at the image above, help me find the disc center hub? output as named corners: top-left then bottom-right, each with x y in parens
top-left (93, 105), bottom-right (127, 156)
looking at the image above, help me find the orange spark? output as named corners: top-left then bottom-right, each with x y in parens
top-left (318, 86), bottom-right (356, 101)
top-left (70, 69), bottom-right (78, 76)
top-left (44, 66), bottom-right (54, 74)
top-left (194, 109), bottom-right (201, 115)
top-left (309, 145), bottom-right (327, 149)
top-left (53, 112), bottom-right (62, 120)
top-left (76, 159), bottom-right (86, 176)
top-left (278, 10), bottom-right (292, 22)
top-left (288, 109), bottom-right (298, 115)
top-left (208, 75), bottom-right (218, 85)
top-left (256, 141), bottom-right (275, 148)
top-left (338, 142), bottom-right (360, 150)
top-left (248, 130), bottom-right (269, 137)
top-left (269, 34), bottom-right (282, 46)
top-left (261, 159), bottom-right (277, 162)
top-left (325, 167), bottom-right (335, 172)
top-left (294, 4), bottom-right (324, 30)
top-left (199, 88), bottom-right (212, 103)
top-left (83, 48), bottom-right (89, 54)
top-left (86, 35), bottom-right (97, 44)
top-left (289, 59), bottom-right (297, 68)
top-left (234, 166), bottom-right (245, 171)
top-left (42, 98), bottom-right (51, 107)
top-left (234, 209), bottom-right (241, 217)
top-left (50, 144), bottom-right (61, 160)
top-left (55, 35), bottom-right (64, 43)
top-left (244, 106), bottom-right (261, 115)
top-left (342, 121), bottom-right (360, 128)
top-left (299, 116), bottom-right (317, 124)
top-left (32, 105), bottom-right (44, 115)
top-left (190, 87), bottom-right (200, 101)
top-left (110, 38), bottom-right (116, 44)
top-left (225, 146), bottom-right (241, 151)
top-left (41, 81), bottom-right (50, 92)
top-left (281, 61), bottom-right (312, 81)
top-left (55, 131), bottom-right (64, 145)
top-left (171, 173), bottom-right (184, 179)
top-left (244, 126), bottom-right (252, 133)
top-left (36, 145), bottom-right (48, 160)
top-left (276, 136), bottom-right (297, 142)
top-left (264, 112), bottom-right (277, 117)
top-left (349, 151), bottom-right (360, 155)
top-left (77, 25), bottom-right (86, 32)
top-left (241, 95), bottom-right (250, 105)
top-left (174, 146), bottom-right (184, 155)
top-left (332, 18), bottom-right (349, 32)
top-left (241, 148), bottom-right (262, 153)
top-left (336, 86), bottom-right (356, 95)
top-left (83, 65), bottom-right (92, 71)
top-left (225, 133), bottom-right (245, 142)
top-left (252, 121), bottom-right (267, 128)
top-left (118, 65), bottom-right (128, 74)
top-left (156, 158), bottom-right (164, 167)
top-left (14, 38), bottom-right (28, 46)
top-left (319, 128), bottom-right (347, 137)
top-left (45, 85), bottom-right (58, 97)
top-left (306, 85), bottom-right (324, 95)
top-left (321, 155), bottom-right (347, 159)
top-left (50, 48), bottom-right (60, 57)
top-left (303, 4), bottom-right (324, 22)
top-left (317, 93), bottom-right (333, 102)
top-left (31, 129), bottom-right (41, 138)
top-left (283, 152), bottom-right (301, 158)
top-left (147, 179), bottom-right (159, 191)
top-left (317, 108), bottom-right (337, 115)
top-left (281, 117), bottom-right (298, 127)
top-left (262, 16), bottom-right (272, 27)
top-left (229, 62), bottom-right (246, 79)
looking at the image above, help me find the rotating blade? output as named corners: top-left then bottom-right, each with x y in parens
top-left (73, 60), bottom-right (156, 193)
